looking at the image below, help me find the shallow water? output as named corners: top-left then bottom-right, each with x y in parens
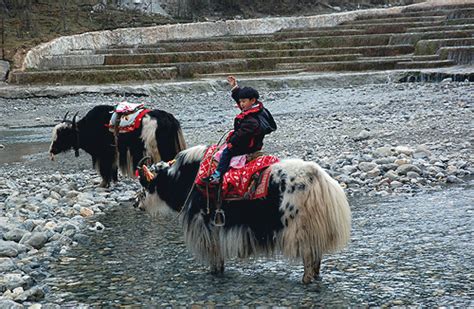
top-left (42, 183), bottom-right (473, 307)
top-left (0, 127), bottom-right (51, 164)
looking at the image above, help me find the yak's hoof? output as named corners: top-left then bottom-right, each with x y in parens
top-left (210, 265), bottom-right (225, 276)
top-left (302, 275), bottom-right (312, 285)
top-left (302, 273), bottom-right (321, 284)
top-left (99, 180), bottom-right (110, 188)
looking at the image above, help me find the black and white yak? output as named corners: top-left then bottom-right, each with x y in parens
top-left (49, 105), bottom-right (186, 187)
top-left (137, 145), bottom-right (351, 284)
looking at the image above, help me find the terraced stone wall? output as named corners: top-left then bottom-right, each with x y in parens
top-left (21, 0), bottom-right (472, 71)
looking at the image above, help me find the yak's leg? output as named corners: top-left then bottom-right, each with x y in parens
top-left (112, 166), bottom-right (118, 182)
top-left (209, 230), bottom-right (225, 275)
top-left (97, 158), bottom-right (114, 188)
top-left (302, 253), bottom-right (322, 284)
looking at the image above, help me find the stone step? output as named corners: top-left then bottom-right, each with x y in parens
top-left (276, 59), bottom-right (401, 72)
top-left (438, 46), bottom-right (474, 64)
top-left (359, 55), bottom-right (414, 62)
top-left (403, 3), bottom-right (474, 12)
top-left (336, 18), bottom-right (474, 31)
top-left (415, 37), bottom-right (474, 55)
top-left (94, 47), bottom-right (166, 55)
top-left (102, 49), bottom-right (362, 66)
top-left (412, 55), bottom-right (443, 61)
top-left (445, 8), bottom-right (474, 19)
top-left (273, 29), bottom-right (367, 39)
top-left (389, 30), bottom-right (474, 46)
top-left (406, 24), bottom-right (474, 33)
top-left (37, 45), bottom-right (414, 70)
top-left (354, 8), bottom-right (473, 20)
top-left (196, 68), bottom-right (306, 78)
top-left (442, 17), bottom-right (474, 25)
top-left (347, 15), bottom-right (447, 25)
top-left (8, 67), bottom-right (178, 85)
top-left (154, 40), bottom-right (316, 52)
top-left (285, 33), bottom-right (394, 47)
top-left (395, 59), bottom-right (455, 69)
top-left (144, 34), bottom-right (392, 52)
top-left (100, 43), bottom-right (414, 58)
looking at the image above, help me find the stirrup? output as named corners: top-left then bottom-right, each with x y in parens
top-left (213, 209), bottom-right (225, 227)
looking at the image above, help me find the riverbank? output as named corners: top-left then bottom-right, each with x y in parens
top-left (0, 80), bottom-right (472, 306)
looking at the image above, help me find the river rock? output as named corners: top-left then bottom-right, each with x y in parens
top-left (0, 241), bottom-right (21, 258)
top-left (359, 162), bottom-right (377, 172)
top-left (413, 146), bottom-right (431, 159)
top-left (0, 299), bottom-right (23, 308)
top-left (395, 146), bottom-right (414, 156)
top-left (373, 146), bottom-right (393, 158)
top-left (14, 285), bottom-right (45, 302)
top-left (406, 171), bottom-right (420, 179)
top-left (0, 258), bottom-right (16, 273)
top-left (446, 175), bottom-right (463, 183)
top-left (396, 164), bottom-right (421, 175)
top-left (19, 232), bottom-right (48, 250)
top-left (367, 168), bottom-right (381, 177)
top-left (1, 273), bottom-right (31, 291)
top-left (80, 207), bottom-right (94, 217)
top-left (353, 129), bottom-right (372, 141)
top-left (3, 229), bottom-right (29, 243)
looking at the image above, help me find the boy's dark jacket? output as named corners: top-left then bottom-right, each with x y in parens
top-left (226, 87), bottom-right (277, 155)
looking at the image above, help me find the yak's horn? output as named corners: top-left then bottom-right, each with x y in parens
top-left (72, 112), bottom-right (79, 128)
top-left (62, 112), bottom-right (69, 122)
top-left (137, 156), bottom-right (152, 168)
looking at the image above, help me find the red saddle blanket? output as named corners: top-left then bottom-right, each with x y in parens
top-left (195, 145), bottom-right (280, 200)
top-left (106, 108), bottom-right (150, 134)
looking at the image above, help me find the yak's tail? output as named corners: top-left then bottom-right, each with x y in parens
top-left (277, 159), bottom-right (351, 260)
top-left (175, 127), bottom-right (187, 153)
top-left (141, 111), bottom-right (187, 163)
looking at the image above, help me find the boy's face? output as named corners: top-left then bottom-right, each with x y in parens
top-left (239, 97), bottom-right (256, 110)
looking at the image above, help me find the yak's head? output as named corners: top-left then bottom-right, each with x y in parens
top-left (49, 112), bottom-right (79, 161)
top-left (134, 146), bottom-right (207, 215)
top-left (135, 158), bottom-right (174, 215)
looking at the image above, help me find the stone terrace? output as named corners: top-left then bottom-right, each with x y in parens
top-left (8, 2), bottom-right (474, 85)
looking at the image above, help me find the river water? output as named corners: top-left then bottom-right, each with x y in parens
top-left (39, 182), bottom-right (473, 307)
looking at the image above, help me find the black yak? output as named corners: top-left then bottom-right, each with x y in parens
top-left (49, 105), bottom-right (186, 187)
top-left (137, 145), bottom-right (351, 284)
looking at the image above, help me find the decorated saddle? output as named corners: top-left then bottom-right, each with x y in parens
top-left (195, 145), bottom-right (280, 200)
top-left (107, 102), bottom-right (150, 134)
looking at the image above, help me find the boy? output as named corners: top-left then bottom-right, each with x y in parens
top-left (203, 76), bottom-right (277, 184)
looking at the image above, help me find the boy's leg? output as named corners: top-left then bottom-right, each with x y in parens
top-left (215, 147), bottom-right (233, 176)
top-left (202, 147), bottom-right (234, 184)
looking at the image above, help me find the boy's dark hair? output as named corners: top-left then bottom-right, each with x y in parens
top-left (238, 87), bottom-right (259, 100)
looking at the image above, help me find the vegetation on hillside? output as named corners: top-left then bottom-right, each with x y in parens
top-left (0, 0), bottom-right (173, 66)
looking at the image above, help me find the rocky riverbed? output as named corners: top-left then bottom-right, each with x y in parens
top-left (0, 80), bottom-right (472, 307)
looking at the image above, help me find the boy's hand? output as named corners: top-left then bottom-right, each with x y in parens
top-left (227, 75), bottom-right (237, 88)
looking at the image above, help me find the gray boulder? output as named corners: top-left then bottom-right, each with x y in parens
top-left (19, 232), bottom-right (48, 250)
top-left (0, 60), bottom-right (10, 82)
top-left (0, 299), bottom-right (23, 309)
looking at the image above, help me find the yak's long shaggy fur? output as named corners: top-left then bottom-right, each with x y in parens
top-left (50, 105), bottom-right (186, 187)
top-left (139, 145), bottom-right (351, 283)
